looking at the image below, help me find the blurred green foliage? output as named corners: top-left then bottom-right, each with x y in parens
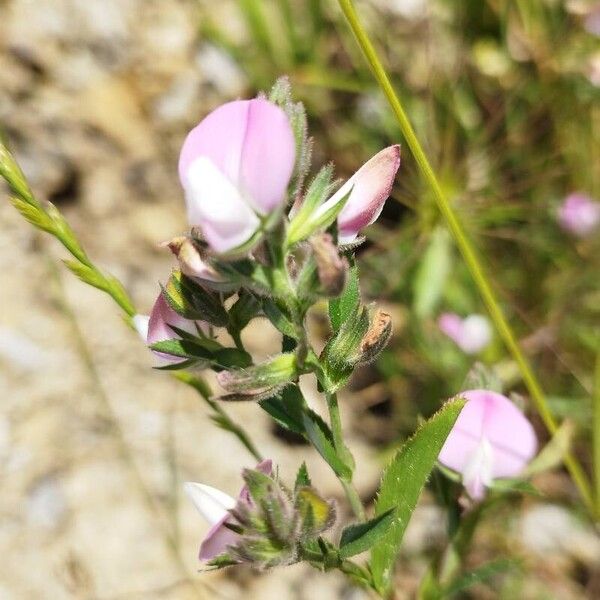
top-left (201, 0), bottom-right (599, 445)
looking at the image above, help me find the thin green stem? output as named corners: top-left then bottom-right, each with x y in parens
top-left (594, 351), bottom-right (600, 517)
top-left (326, 392), bottom-right (345, 451)
top-left (341, 478), bottom-right (366, 521)
top-left (174, 372), bottom-right (263, 462)
top-left (336, 0), bottom-right (594, 515)
top-left (326, 392), bottom-right (365, 520)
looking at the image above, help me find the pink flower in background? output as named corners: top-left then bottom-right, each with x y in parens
top-left (313, 145), bottom-right (401, 244)
top-left (133, 292), bottom-right (207, 364)
top-left (584, 4), bottom-right (600, 36)
top-left (179, 99), bottom-right (296, 253)
top-left (185, 460), bottom-right (272, 561)
top-left (558, 193), bottom-right (600, 237)
top-left (438, 390), bottom-right (537, 500)
top-left (438, 313), bottom-right (492, 354)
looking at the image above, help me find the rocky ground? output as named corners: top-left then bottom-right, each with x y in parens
top-left (0, 1), bottom-right (380, 598)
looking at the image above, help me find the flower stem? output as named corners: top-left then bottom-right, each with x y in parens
top-left (326, 392), bottom-right (365, 520)
top-left (174, 372), bottom-right (263, 462)
top-left (594, 351), bottom-right (600, 518)
top-left (336, 0), bottom-right (595, 515)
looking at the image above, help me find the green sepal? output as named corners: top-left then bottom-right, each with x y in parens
top-left (162, 270), bottom-right (228, 327)
top-left (294, 462), bottom-right (311, 490)
top-left (320, 302), bottom-right (370, 392)
top-left (286, 178), bottom-right (351, 247)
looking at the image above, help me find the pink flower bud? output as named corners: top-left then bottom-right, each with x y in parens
top-left (179, 99), bottom-right (296, 253)
top-left (184, 460), bottom-right (272, 561)
top-left (137, 292), bottom-right (207, 364)
top-left (558, 193), bottom-right (600, 237)
top-left (438, 313), bottom-right (492, 354)
top-left (316, 145), bottom-right (400, 244)
top-left (438, 390), bottom-right (537, 500)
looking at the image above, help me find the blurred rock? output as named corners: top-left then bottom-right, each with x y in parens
top-left (520, 504), bottom-right (600, 565)
top-left (27, 477), bottom-right (68, 529)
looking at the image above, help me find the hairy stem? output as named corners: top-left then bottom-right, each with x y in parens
top-left (336, 0), bottom-right (594, 515)
top-left (326, 392), bottom-right (365, 520)
top-left (594, 351), bottom-right (600, 517)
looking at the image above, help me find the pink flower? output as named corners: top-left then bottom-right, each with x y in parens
top-left (179, 99), bottom-right (296, 253)
top-left (584, 5), bottom-right (600, 37)
top-left (133, 292), bottom-right (207, 364)
top-left (438, 390), bottom-right (537, 500)
top-left (558, 193), bottom-right (600, 237)
top-left (438, 313), bottom-right (492, 354)
top-left (314, 145), bottom-right (401, 244)
top-left (184, 460), bottom-right (272, 561)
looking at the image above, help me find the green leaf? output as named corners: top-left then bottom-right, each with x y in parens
top-left (262, 297), bottom-right (299, 339)
top-left (163, 271), bottom-right (228, 327)
top-left (295, 462), bottom-right (311, 490)
top-left (329, 261), bottom-right (359, 332)
top-left (213, 348), bottom-right (253, 369)
top-left (523, 419), bottom-right (574, 477)
top-left (302, 409), bottom-right (352, 479)
top-left (413, 227), bottom-right (452, 319)
top-left (228, 290), bottom-right (261, 334)
top-left (152, 358), bottom-right (202, 371)
top-left (286, 183), bottom-right (352, 246)
top-left (370, 399), bottom-right (465, 593)
top-left (242, 467), bottom-right (276, 505)
top-left (289, 164), bottom-right (334, 228)
top-left (260, 384), bottom-right (306, 434)
top-left (444, 558), bottom-right (518, 597)
top-left (149, 338), bottom-right (214, 360)
top-left (339, 508), bottom-right (395, 559)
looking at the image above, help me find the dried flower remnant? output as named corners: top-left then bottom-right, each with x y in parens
top-left (438, 313), bottom-right (492, 354)
top-left (179, 99), bottom-right (296, 253)
top-left (438, 390), bottom-right (538, 499)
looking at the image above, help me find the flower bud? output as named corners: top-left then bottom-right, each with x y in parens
top-left (312, 145), bottom-right (401, 245)
top-left (185, 461), bottom-right (336, 570)
top-left (438, 390), bottom-right (537, 500)
top-left (179, 98), bottom-right (296, 254)
top-left (557, 192), bottom-right (600, 237)
top-left (310, 233), bottom-right (348, 297)
top-left (184, 460), bottom-right (272, 561)
top-left (217, 353), bottom-right (298, 397)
